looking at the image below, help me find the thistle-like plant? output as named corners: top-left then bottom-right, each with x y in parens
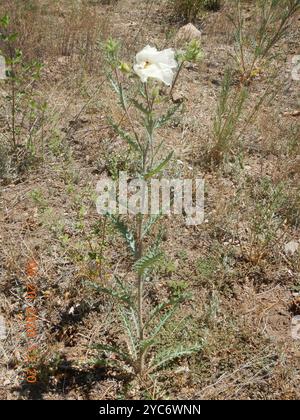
top-left (89, 39), bottom-right (204, 376)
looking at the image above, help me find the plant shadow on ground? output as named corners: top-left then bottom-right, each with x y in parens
top-left (13, 357), bottom-right (131, 400)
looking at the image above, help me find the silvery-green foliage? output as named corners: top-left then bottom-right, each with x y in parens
top-left (89, 40), bottom-right (202, 375)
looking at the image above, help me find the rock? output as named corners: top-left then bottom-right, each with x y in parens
top-left (174, 366), bottom-right (190, 374)
top-left (291, 315), bottom-right (300, 340)
top-left (0, 315), bottom-right (6, 340)
top-left (0, 55), bottom-right (7, 80)
top-left (284, 240), bottom-right (299, 256)
top-left (175, 23), bottom-right (202, 46)
top-left (172, 91), bottom-right (185, 103)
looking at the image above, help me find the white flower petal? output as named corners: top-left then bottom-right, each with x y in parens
top-left (135, 45), bottom-right (158, 65)
top-left (134, 45), bottom-right (177, 86)
top-left (134, 63), bottom-right (174, 85)
top-left (155, 49), bottom-right (178, 69)
top-left (157, 63), bottom-right (176, 85)
top-left (133, 63), bottom-right (149, 83)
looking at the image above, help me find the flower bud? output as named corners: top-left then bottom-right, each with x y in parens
top-left (151, 86), bottom-right (160, 99)
top-left (183, 40), bottom-right (203, 63)
top-left (119, 62), bottom-right (131, 74)
top-left (105, 38), bottom-right (120, 56)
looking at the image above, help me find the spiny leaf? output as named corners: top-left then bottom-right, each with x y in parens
top-left (119, 308), bottom-right (138, 360)
top-left (142, 214), bottom-right (161, 239)
top-left (144, 151), bottom-right (174, 180)
top-left (108, 74), bottom-right (127, 110)
top-left (155, 104), bottom-right (181, 129)
top-left (148, 303), bottom-right (180, 342)
top-left (141, 292), bottom-right (190, 351)
top-left (109, 118), bottom-right (140, 152)
top-left (151, 227), bottom-right (165, 252)
top-left (131, 99), bottom-right (149, 115)
top-left (139, 337), bottom-right (156, 353)
top-left (84, 280), bottom-right (133, 306)
top-left (133, 248), bottom-right (163, 276)
top-left (108, 74), bottom-right (120, 96)
top-left (143, 294), bottom-right (186, 332)
top-left (114, 275), bottom-right (133, 299)
top-left (150, 343), bottom-right (203, 372)
top-left (109, 215), bottom-right (136, 256)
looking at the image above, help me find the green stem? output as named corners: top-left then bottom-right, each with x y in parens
top-left (136, 213), bottom-right (145, 374)
top-left (170, 61), bottom-right (185, 98)
top-left (114, 68), bottom-right (142, 150)
top-left (136, 84), bottom-right (156, 374)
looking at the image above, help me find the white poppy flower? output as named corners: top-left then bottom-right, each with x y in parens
top-left (133, 45), bottom-right (178, 86)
